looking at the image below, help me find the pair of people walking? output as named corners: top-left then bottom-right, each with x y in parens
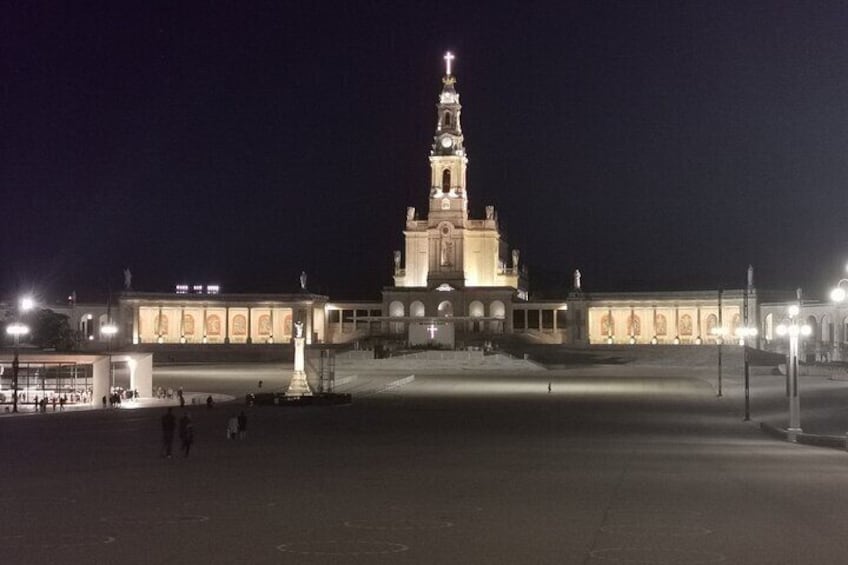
top-left (161, 408), bottom-right (193, 457)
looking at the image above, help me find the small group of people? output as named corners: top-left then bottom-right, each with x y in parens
top-left (160, 407), bottom-right (194, 458)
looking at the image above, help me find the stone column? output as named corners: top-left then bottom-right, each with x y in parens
top-left (224, 307), bottom-right (230, 344)
top-left (246, 307), bottom-right (252, 344)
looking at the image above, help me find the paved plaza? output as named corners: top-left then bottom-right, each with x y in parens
top-left (3, 361), bottom-right (848, 564)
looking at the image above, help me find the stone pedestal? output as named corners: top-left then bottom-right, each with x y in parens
top-left (286, 337), bottom-right (312, 397)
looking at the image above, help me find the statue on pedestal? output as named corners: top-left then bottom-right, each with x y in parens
top-left (299, 271), bottom-right (307, 292)
top-left (286, 320), bottom-right (311, 397)
top-left (393, 250), bottom-right (401, 275)
top-left (574, 269), bottom-right (582, 291)
top-left (123, 268), bottom-right (132, 290)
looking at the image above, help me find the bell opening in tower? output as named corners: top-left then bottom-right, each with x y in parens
top-left (442, 169), bottom-right (451, 193)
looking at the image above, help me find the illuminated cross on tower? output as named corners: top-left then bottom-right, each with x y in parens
top-left (444, 51), bottom-right (455, 76)
top-left (427, 323), bottom-right (438, 340)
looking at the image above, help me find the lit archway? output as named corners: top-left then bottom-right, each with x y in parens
top-left (410, 301), bottom-right (425, 318)
top-left (438, 301), bottom-right (453, 317)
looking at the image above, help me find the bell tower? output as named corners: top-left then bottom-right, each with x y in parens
top-left (429, 51), bottom-right (468, 220)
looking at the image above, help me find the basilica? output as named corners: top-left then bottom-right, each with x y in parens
top-left (53, 54), bottom-right (840, 358)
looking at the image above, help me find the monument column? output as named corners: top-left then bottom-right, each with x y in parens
top-left (286, 321), bottom-right (312, 397)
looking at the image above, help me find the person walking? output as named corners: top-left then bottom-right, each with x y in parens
top-left (179, 412), bottom-right (194, 457)
top-left (161, 408), bottom-right (176, 458)
top-left (237, 411), bottom-right (247, 440)
top-left (227, 415), bottom-right (239, 440)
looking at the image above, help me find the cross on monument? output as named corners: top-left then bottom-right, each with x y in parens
top-left (427, 323), bottom-right (438, 339)
top-left (444, 52), bottom-right (455, 76)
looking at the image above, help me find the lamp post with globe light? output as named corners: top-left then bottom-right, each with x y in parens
top-left (6, 296), bottom-right (35, 413)
top-left (735, 326), bottom-right (759, 421)
top-left (775, 291), bottom-right (811, 442)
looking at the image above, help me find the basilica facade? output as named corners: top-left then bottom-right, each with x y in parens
top-left (110, 54), bottom-right (839, 354)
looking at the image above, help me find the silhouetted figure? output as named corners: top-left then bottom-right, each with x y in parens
top-left (206, 395), bottom-right (214, 409)
top-left (161, 408), bottom-right (176, 458)
top-left (179, 413), bottom-right (194, 457)
top-left (258, 380), bottom-right (263, 389)
top-left (547, 381), bottom-right (551, 393)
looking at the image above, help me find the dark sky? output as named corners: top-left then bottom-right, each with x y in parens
top-left (4, 1), bottom-right (848, 302)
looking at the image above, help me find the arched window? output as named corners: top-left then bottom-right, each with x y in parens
top-left (438, 301), bottom-right (453, 317)
top-left (389, 301), bottom-right (405, 335)
top-left (389, 301), bottom-right (405, 317)
top-left (444, 111), bottom-right (452, 127)
top-left (410, 301), bottom-right (425, 318)
top-left (442, 169), bottom-right (451, 192)
top-left (469, 301), bottom-right (484, 318)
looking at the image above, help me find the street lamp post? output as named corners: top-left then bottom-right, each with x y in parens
top-left (101, 322), bottom-right (118, 391)
top-left (775, 290), bottom-right (811, 442)
top-left (735, 326), bottom-right (759, 421)
top-left (6, 295), bottom-right (35, 413)
top-left (6, 322), bottom-right (29, 413)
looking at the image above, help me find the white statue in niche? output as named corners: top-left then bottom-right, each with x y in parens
top-left (294, 321), bottom-right (303, 339)
top-left (485, 205), bottom-right (494, 220)
top-left (574, 269), bottom-right (582, 290)
top-left (440, 239), bottom-right (453, 267)
top-left (512, 249), bottom-right (520, 270)
top-left (407, 207), bottom-right (415, 221)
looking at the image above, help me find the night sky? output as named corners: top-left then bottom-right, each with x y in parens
top-left (5, 2), bottom-right (848, 303)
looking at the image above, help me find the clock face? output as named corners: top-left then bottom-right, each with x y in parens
top-left (440, 136), bottom-right (453, 148)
